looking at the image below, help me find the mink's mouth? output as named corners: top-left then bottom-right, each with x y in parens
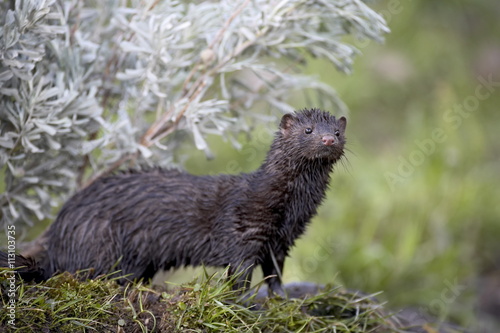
top-left (309, 146), bottom-right (344, 160)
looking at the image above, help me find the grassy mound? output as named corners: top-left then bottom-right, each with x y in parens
top-left (0, 269), bottom-right (407, 333)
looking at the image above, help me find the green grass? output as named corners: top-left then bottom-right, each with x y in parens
top-left (1, 269), bottom-right (401, 333)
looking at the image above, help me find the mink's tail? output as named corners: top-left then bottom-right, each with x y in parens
top-left (0, 251), bottom-right (46, 283)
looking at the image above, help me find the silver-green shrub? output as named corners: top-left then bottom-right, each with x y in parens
top-left (0, 0), bottom-right (388, 234)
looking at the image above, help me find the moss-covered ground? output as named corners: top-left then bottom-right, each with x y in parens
top-left (1, 269), bottom-right (415, 333)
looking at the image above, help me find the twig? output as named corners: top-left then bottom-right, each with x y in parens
top-left (181, 0), bottom-right (251, 94)
top-left (141, 0), bottom-right (251, 147)
top-left (144, 80), bottom-right (208, 146)
top-left (209, 0), bottom-right (252, 51)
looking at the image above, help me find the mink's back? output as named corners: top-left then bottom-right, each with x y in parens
top-left (44, 168), bottom-right (272, 280)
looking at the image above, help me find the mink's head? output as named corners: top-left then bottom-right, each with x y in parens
top-left (278, 108), bottom-right (346, 161)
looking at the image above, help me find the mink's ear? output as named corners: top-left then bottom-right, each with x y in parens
top-left (338, 116), bottom-right (347, 132)
top-left (280, 113), bottom-right (296, 135)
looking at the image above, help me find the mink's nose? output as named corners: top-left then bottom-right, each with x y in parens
top-left (322, 135), bottom-right (335, 146)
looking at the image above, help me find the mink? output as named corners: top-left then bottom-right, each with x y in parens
top-left (1, 108), bottom-right (347, 296)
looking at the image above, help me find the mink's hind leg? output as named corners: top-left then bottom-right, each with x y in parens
top-left (141, 262), bottom-right (159, 281)
top-left (117, 261), bottom-right (158, 284)
top-left (261, 250), bottom-right (286, 298)
top-left (221, 261), bottom-right (260, 310)
top-left (229, 260), bottom-right (255, 292)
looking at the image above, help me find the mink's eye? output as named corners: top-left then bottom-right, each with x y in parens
top-left (335, 130), bottom-right (340, 137)
top-left (305, 128), bottom-right (313, 134)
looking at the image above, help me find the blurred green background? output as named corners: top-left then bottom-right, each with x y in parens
top-left (180, 0), bottom-right (500, 329)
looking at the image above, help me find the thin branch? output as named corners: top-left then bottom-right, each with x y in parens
top-left (209, 0), bottom-right (252, 49)
top-left (181, 0), bottom-right (251, 94)
top-left (141, 0), bottom-right (251, 147)
top-left (144, 80), bottom-right (208, 146)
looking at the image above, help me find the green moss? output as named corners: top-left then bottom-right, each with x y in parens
top-left (0, 270), bottom-right (399, 333)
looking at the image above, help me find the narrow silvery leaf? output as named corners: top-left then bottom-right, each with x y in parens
top-left (81, 138), bottom-right (105, 154)
top-left (121, 40), bottom-right (153, 54)
top-left (8, 202), bottom-right (19, 220)
top-left (46, 136), bottom-right (62, 150)
top-left (191, 123), bottom-right (208, 151)
top-left (0, 137), bottom-right (15, 149)
top-left (21, 136), bottom-right (43, 153)
top-left (12, 195), bottom-right (42, 211)
top-left (137, 144), bottom-right (153, 158)
top-left (33, 120), bottom-right (57, 136)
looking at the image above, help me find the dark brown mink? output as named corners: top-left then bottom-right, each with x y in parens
top-left (1, 108), bottom-right (347, 296)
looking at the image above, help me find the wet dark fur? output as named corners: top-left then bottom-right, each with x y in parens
top-left (1, 108), bottom-right (347, 296)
